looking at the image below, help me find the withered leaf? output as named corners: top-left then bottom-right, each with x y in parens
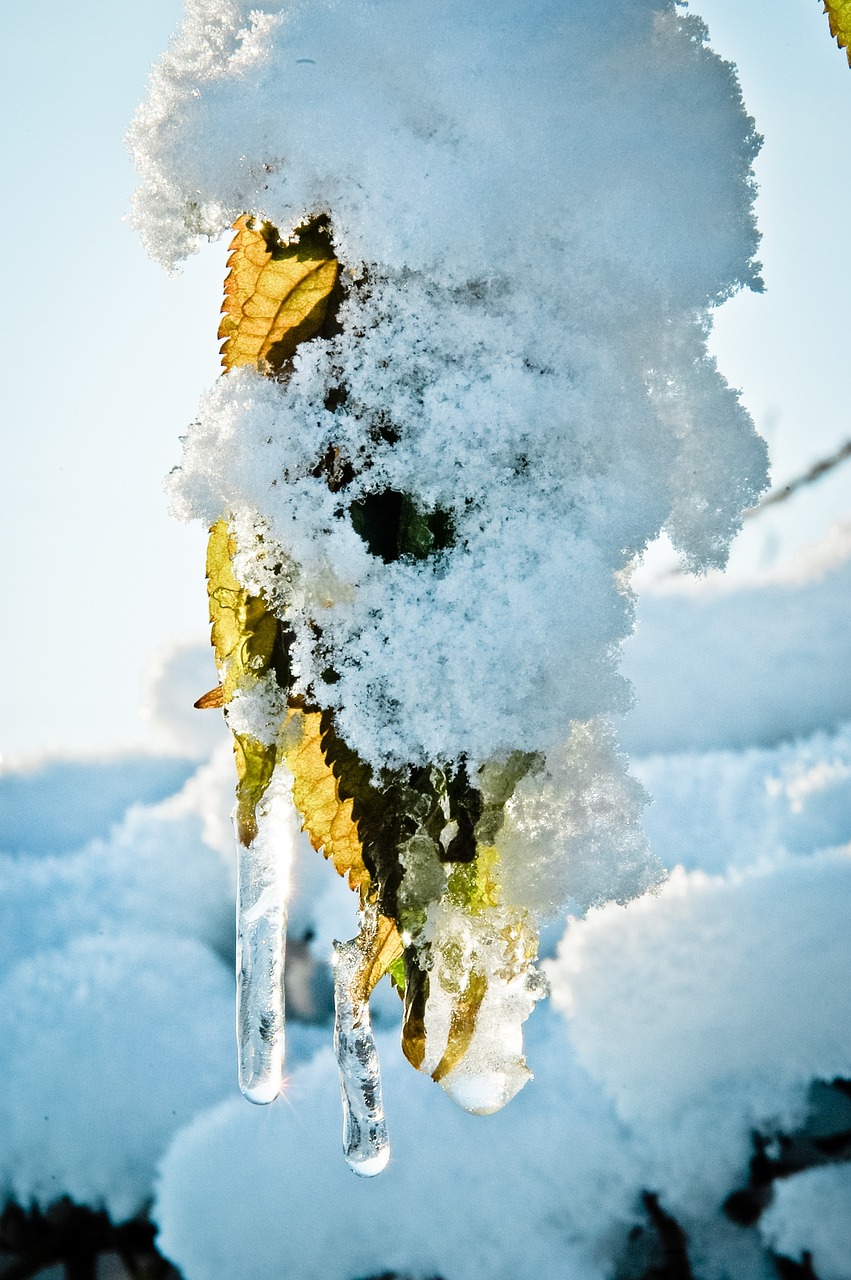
top-left (281, 707), bottom-right (372, 899)
top-left (431, 970), bottom-right (488, 1083)
top-left (351, 913), bottom-right (405, 1006)
top-left (233, 731), bottom-right (278, 848)
top-left (206, 517), bottom-right (278, 703)
top-left (220, 216), bottom-right (339, 374)
top-left (194, 684), bottom-right (224, 709)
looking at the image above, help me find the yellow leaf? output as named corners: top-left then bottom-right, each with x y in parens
top-left (431, 970), bottom-right (488, 1083)
top-left (220, 216), bottom-right (339, 374)
top-left (233, 731), bottom-right (278, 848)
top-left (281, 707), bottom-right (373, 899)
top-left (204, 520), bottom-right (374, 892)
top-left (204, 519), bottom-right (281, 845)
top-left (350, 913), bottom-right (405, 1006)
top-left (205, 517), bottom-right (278, 703)
top-left (824, 0), bottom-right (851, 63)
top-left (401, 964), bottom-right (428, 1071)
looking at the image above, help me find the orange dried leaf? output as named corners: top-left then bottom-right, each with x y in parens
top-left (220, 216), bottom-right (339, 373)
top-left (194, 684), bottom-right (225, 709)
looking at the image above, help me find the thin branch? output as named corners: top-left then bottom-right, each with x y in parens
top-left (744, 438), bottom-right (851, 518)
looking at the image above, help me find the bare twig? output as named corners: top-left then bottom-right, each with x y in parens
top-left (744, 438), bottom-right (851, 518)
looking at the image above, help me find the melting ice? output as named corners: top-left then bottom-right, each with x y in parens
top-left (333, 928), bottom-right (391, 1177)
top-left (236, 833), bottom-right (288, 1104)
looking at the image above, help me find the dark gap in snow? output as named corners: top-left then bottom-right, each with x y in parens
top-left (0, 1201), bottom-right (182, 1280)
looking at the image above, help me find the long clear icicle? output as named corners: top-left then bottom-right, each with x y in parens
top-left (236, 835), bottom-right (288, 1104)
top-left (333, 915), bottom-right (391, 1176)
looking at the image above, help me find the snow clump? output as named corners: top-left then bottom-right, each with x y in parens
top-left (760, 1164), bottom-right (851, 1280)
top-left (131, 0), bottom-right (768, 827)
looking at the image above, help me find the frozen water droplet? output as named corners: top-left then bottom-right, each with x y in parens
top-left (237, 840), bottom-right (287, 1104)
top-left (439, 1063), bottom-right (532, 1115)
top-left (333, 930), bottom-right (390, 1177)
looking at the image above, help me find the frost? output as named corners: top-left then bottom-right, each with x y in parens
top-left (226, 670), bottom-right (288, 746)
top-left (497, 719), bottom-right (664, 917)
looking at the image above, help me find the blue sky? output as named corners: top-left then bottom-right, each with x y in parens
top-left (1, 0), bottom-right (849, 761)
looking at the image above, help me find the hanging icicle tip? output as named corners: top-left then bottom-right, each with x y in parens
top-left (333, 904), bottom-right (395, 1176)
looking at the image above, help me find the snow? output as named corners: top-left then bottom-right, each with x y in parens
top-left (547, 847), bottom-right (851, 1215)
top-left (760, 1164), bottom-right (851, 1280)
top-left (497, 718), bottom-right (662, 916)
top-left (154, 1011), bottom-right (640, 1280)
top-left (130, 0), bottom-right (762, 296)
top-left (0, 933), bottom-right (234, 1222)
top-left (0, 748), bottom-right (236, 973)
top-left (635, 720), bottom-right (851, 876)
top-left (2, 538), bottom-right (849, 1270)
top-left (0, 751), bottom-right (197, 857)
top-left (0, 742), bottom-right (359, 1227)
top-left (153, 839), bottom-right (851, 1279)
top-left (0, 0), bottom-right (842, 1274)
top-left (621, 521), bottom-right (851, 755)
top-left (135, 0), bottom-right (767, 792)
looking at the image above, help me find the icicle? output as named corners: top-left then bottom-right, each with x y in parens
top-left (236, 837), bottom-right (287, 1104)
top-left (333, 910), bottom-right (391, 1177)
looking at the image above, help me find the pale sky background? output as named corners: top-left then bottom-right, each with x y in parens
top-left (0, 0), bottom-right (849, 762)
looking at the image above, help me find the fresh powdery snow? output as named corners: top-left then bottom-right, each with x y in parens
top-left (621, 521), bottom-right (851, 754)
top-left (635, 719), bottom-right (851, 875)
top-left (546, 848), bottom-right (851, 1216)
top-left (131, 0), bottom-right (767, 783)
top-left (154, 1010), bottom-right (644, 1280)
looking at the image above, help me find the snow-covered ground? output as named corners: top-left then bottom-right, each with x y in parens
top-left (2, 515), bottom-right (849, 1277)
